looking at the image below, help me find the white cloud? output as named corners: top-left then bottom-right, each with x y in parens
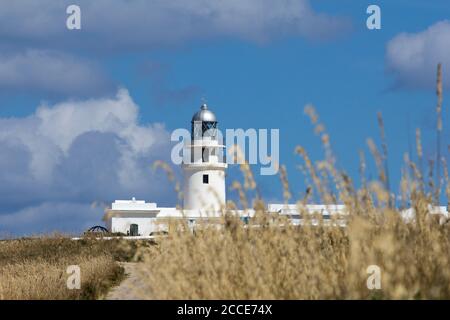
top-left (35, 88), bottom-right (157, 154)
top-left (386, 20), bottom-right (450, 90)
top-left (0, 0), bottom-right (350, 50)
top-left (0, 89), bottom-right (176, 235)
top-left (0, 49), bottom-right (114, 96)
top-left (0, 1), bottom-right (350, 98)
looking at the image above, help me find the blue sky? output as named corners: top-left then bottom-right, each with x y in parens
top-left (0, 0), bottom-right (449, 236)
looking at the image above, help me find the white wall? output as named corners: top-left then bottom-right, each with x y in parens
top-left (112, 199), bottom-right (157, 211)
top-left (183, 168), bottom-right (226, 210)
top-left (111, 217), bottom-right (167, 236)
top-left (267, 204), bottom-right (347, 216)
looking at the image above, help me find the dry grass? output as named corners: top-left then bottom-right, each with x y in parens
top-left (0, 237), bottom-right (129, 299)
top-left (126, 64), bottom-right (450, 300)
top-left (126, 205), bottom-right (450, 300)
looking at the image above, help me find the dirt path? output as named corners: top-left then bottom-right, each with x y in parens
top-left (103, 262), bottom-right (152, 300)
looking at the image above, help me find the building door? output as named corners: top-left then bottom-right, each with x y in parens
top-left (130, 224), bottom-right (139, 236)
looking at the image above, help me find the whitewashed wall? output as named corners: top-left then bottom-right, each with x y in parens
top-left (111, 217), bottom-right (167, 236)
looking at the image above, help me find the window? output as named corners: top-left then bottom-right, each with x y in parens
top-left (203, 174), bottom-right (209, 184)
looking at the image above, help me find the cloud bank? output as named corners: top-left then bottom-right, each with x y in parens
top-left (0, 89), bottom-right (176, 236)
top-left (0, 49), bottom-right (114, 97)
top-left (0, 0), bottom-right (351, 50)
top-left (0, 1), bottom-right (350, 98)
top-left (0, 0), bottom-right (350, 97)
top-left (386, 20), bottom-right (450, 90)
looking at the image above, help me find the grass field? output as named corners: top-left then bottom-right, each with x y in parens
top-left (0, 237), bottom-right (138, 299)
top-left (124, 204), bottom-right (450, 300)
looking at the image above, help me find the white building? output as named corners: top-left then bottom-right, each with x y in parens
top-left (104, 104), bottom-right (232, 236)
top-left (103, 104), bottom-right (449, 236)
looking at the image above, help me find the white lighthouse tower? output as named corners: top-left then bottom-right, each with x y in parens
top-left (182, 104), bottom-right (227, 211)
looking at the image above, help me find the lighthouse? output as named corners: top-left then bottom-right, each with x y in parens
top-left (182, 104), bottom-right (227, 211)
